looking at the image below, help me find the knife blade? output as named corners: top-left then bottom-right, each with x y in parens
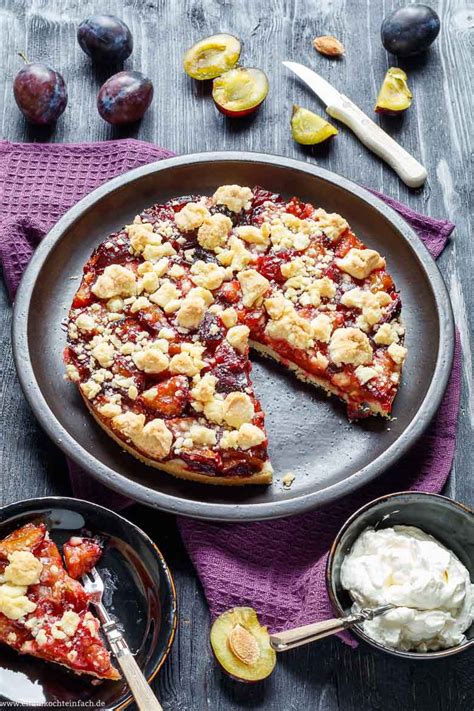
top-left (283, 61), bottom-right (427, 188)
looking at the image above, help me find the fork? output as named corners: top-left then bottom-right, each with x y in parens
top-left (82, 567), bottom-right (163, 711)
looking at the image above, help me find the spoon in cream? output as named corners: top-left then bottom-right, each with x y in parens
top-left (269, 604), bottom-right (394, 652)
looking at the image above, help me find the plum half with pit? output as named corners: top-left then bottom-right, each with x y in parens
top-left (381, 4), bottom-right (440, 57)
top-left (97, 71), bottom-right (153, 124)
top-left (375, 67), bottom-right (413, 114)
top-left (183, 33), bottom-right (241, 80)
top-left (13, 56), bottom-right (67, 125)
top-left (210, 607), bottom-right (276, 682)
top-left (291, 105), bottom-right (338, 145)
top-left (212, 67), bottom-right (269, 118)
top-left (78, 14), bottom-right (133, 63)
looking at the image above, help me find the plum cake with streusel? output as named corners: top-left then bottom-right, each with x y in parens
top-left (64, 184), bottom-right (406, 485)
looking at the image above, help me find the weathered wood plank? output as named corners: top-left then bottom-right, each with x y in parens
top-left (0, 1), bottom-right (472, 709)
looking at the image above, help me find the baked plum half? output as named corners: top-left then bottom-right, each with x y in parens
top-left (63, 537), bottom-right (102, 579)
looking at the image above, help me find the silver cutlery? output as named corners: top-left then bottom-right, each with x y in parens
top-left (269, 604), bottom-right (394, 651)
top-left (82, 567), bottom-right (162, 711)
top-left (283, 61), bottom-right (427, 188)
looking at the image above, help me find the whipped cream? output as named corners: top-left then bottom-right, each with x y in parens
top-left (340, 525), bottom-right (474, 652)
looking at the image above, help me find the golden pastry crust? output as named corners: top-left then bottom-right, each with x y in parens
top-left (84, 396), bottom-right (272, 485)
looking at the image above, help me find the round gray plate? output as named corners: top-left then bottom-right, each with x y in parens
top-left (12, 152), bottom-right (454, 521)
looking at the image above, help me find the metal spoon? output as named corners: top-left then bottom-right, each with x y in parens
top-left (269, 605), bottom-right (394, 652)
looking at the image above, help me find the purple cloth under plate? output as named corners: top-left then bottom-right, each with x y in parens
top-left (0, 139), bottom-right (460, 644)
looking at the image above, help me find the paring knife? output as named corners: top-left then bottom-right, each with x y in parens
top-left (283, 61), bottom-right (427, 188)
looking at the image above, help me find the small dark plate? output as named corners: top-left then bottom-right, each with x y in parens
top-left (0, 497), bottom-right (177, 709)
top-left (12, 152), bottom-right (454, 521)
top-left (327, 491), bottom-right (474, 659)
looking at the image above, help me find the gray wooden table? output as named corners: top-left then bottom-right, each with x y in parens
top-left (1, 1), bottom-right (472, 709)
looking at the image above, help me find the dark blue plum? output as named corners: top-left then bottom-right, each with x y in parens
top-left (13, 62), bottom-right (67, 125)
top-left (381, 4), bottom-right (440, 56)
top-left (97, 71), bottom-right (153, 125)
top-left (77, 14), bottom-right (133, 63)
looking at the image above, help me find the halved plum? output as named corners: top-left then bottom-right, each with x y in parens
top-left (210, 607), bottom-right (276, 682)
top-left (183, 33), bottom-right (241, 80)
top-left (291, 105), bottom-right (338, 145)
top-left (212, 67), bottom-right (269, 117)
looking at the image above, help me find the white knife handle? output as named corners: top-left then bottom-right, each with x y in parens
top-left (326, 97), bottom-right (427, 188)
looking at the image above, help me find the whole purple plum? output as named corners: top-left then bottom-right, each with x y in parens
top-left (381, 4), bottom-right (440, 56)
top-left (78, 15), bottom-right (133, 63)
top-left (97, 71), bottom-right (153, 124)
top-left (13, 61), bottom-right (68, 125)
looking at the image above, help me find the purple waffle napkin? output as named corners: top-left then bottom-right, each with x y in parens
top-left (0, 139), bottom-right (461, 645)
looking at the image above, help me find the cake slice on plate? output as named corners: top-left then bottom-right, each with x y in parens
top-left (0, 522), bottom-right (120, 680)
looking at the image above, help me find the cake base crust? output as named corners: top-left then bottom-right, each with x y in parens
top-left (250, 341), bottom-right (387, 418)
top-left (84, 397), bottom-right (273, 486)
